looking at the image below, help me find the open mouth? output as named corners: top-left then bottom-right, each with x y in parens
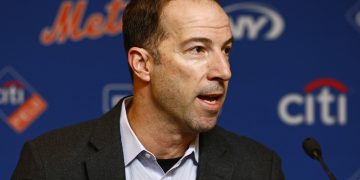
top-left (197, 94), bottom-right (222, 105)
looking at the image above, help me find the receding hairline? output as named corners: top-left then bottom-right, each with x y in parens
top-left (157, 0), bottom-right (225, 36)
top-left (156, 0), bottom-right (229, 45)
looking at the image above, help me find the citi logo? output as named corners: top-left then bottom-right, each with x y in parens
top-left (224, 2), bottom-right (285, 40)
top-left (278, 78), bottom-right (348, 126)
top-left (0, 80), bottom-right (25, 106)
top-left (0, 67), bottom-right (48, 133)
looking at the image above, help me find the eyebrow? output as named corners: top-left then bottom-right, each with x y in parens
top-left (180, 37), bottom-right (212, 47)
top-left (223, 37), bottom-right (233, 47)
top-left (180, 37), bottom-right (233, 47)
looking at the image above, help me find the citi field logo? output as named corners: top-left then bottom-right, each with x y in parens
top-left (40, 0), bottom-right (127, 46)
top-left (102, 83), bottom-right (132, 113)
top-left (0, 67), bottom-right (48, 133)
top-left (346, 0), bottom-right (360, 33)
top-left (278, 78), bottom-right (348, 126)
top-left (224, 2), bottom-right (285, 40)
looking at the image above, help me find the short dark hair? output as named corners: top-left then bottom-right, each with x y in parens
top-left (122, 0), bottom-right (170, 64)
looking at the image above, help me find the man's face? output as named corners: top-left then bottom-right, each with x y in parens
top-left (150, 0), bottom-right (232, 133)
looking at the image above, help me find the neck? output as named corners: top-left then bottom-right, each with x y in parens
top-left (127, 94), bottom-right (197, 159)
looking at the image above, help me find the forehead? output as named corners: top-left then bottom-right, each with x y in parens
top-left (161, 0), bottom-right (231, 39)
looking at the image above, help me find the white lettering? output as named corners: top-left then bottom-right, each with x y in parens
top-left (338, 94), bottom-right (347, 125)
top-left (0, 88), bottom-right (9, 104)
top-left (305, 94), bottom-right (314, 125)
top-left (317, 88), bottom-right (336, 126)
top-left (278, 87), bottom-right (347, 126)
top-left (278, 93), bottom-right (304, 126)
top-left (224, 2), bottom-right (285, 40)
top-left (0, 86), bottom-right (25, 105)
top-left (230, 16), bottom-right (268, 40)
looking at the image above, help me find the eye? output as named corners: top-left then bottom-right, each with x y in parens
top-left (224, 46), bottom-right (232, 56)
top-left (189, 46), bottom-right (205, 55)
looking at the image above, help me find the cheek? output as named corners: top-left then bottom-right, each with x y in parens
top-left (159, 52), bottom-right (208, 94)
top-left (171, 63), bottom-right (202, 91)
top-left (172, 56), bottom-right (207, 80)
top-left (161, 56), bottom-right (191, 80)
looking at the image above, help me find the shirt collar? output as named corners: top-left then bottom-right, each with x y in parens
top-left (120, 97), bottom-right (146, 166)
top-left (119, 96), bottom-right (199, 165)
top-left (184, 134), bottom-right (199, 163)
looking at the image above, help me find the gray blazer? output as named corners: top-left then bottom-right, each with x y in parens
top-left (12, 98), bottom-right (284, 180)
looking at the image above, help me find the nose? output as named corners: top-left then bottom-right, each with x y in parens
top-left (207, 50), bottom-right (232, 81)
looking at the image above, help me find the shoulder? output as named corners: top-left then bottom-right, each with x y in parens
top-left (12, 100), bottom-right (124, 178)
top-left (11, 118), bottom-right (102, 179)
top-left (28, 98), bottom-right (124, 155)
top-left (25, 118), bottom-right (101, 163)
top-left (31, 118), bottom-right (99, 150)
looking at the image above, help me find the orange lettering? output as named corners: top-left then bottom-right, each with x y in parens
top-left (40, 1), bottom-right (86, 45)
top-left (40, 0), bottom-right (127, 46)
top-left (105, 0), bottom-right (126, 35)
top-left (85, 13), bottom-right (105, 39)
top-left (7, 93), bottom-right (47, 133)
top-left (40, 2), bottom-right (73, 45)
top-left (71, 0), bottom-right (87, 41)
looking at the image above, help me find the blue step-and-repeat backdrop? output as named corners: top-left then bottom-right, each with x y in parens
top-left (1, 0), bottom-right (360, 179)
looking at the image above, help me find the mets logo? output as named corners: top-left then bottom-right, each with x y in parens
top-left (278, 78), bottom-right (348, 126)
top-left (0, 67), bottom-right (47, 133)
top-left (224, 2), bottom-right (285, 41)
top-left (40, 0), bottom-right (127, 46)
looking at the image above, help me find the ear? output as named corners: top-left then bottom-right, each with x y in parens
top-left (127, 47), bottom-right (152, 82)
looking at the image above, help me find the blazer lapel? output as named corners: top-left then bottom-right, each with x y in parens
top-left (85, 99), bottom-right (127, 180)
top-left (85, 143), bottom-right (125, 180)
top-left (196, 127), bottom-right (235, 180)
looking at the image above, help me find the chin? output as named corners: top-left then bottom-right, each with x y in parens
top-left (190, 117), bottom-right (218, 133)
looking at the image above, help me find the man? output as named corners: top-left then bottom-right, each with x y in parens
top-left (12, 0), bottom-right (284, 179)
